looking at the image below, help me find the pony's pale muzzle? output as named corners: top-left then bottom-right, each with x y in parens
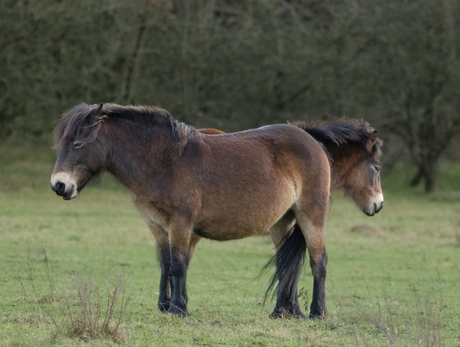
top-left (50, 172), bottom-right (79, 200)
top-left (363, 193), bottom-right (384, 216)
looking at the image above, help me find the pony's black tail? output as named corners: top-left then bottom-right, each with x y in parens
top-left (261, 224), bottom-right (307, 305)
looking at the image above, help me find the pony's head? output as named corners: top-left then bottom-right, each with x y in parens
top-left (51, 103), bottom-right (108, 200)
top-left (341, 132), bottom-right (383, 216)
top-left (299, 120), bottom-right (384, 217)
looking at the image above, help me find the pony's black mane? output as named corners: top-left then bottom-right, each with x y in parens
top-left (54, 103), bottom-right (194, 149)
top-left (296, 119), bottom-right (382, 155)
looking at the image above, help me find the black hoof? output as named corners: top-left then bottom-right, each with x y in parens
top-left (294, 311), bottom-right (307, 319)
top-left (167, 305), bottom-right (190, 317)
top-left (309, 310), bottom-right (327, 320)
top-left (158, 302), bottom-right (170, 313)
top-left (269, 308), bottom-right (306, 319)
top-left (269, 311), bottom-right (284, 319)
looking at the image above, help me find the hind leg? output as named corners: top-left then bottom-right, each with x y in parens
top-left (268, 211), bottom-right (305, 318)
top-left (309, 246), bottom-right (327, 319)
top-left (295, 207), bottom-right (328, 319)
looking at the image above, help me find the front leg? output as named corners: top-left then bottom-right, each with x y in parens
top-left (167, 221), bottom-right (193, 317)
top-left (157, 245), bottom-right (171, 312)
top-left (147, 224), bottom-right (172, 313)
top-left (160, 233), bottom-right (200, 314)
top-left (167, 247), bottom-right (189, 317)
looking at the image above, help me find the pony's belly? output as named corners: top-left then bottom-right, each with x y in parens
top-left (193, 223), bottom-right (270, 241)
top-left (194, 202), bottom-right (295, 241)
top-left (195, 180), bottom-right (297, 240)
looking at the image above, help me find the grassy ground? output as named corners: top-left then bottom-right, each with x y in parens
top-left (0, 143), bottom-right (459, 346)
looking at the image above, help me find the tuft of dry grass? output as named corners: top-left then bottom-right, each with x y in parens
top-left (59, 273), bottom-right (131, 343)
top-left (6, 248), bottom-right (131, 344)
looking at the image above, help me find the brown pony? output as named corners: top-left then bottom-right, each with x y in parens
top-left (196, 123), bottom-right (383, 313)
top-left (51, 103), bottom-right (383, 319)
top-left (199, 124), bottom-right (384, 216)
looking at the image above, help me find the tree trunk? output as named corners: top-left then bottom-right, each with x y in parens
top-left (409, 167), bottom-right (424, 187)
top-left (120, 15), bottom-right (147, 104)
top-left (410, 160), bottom-right (438, 193)
top-left (423, 161), bottom-right (437, 193)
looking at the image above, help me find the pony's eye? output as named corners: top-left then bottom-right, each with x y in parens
top-left (374, 165), bottom-right (381, 173)
top-left (73, 141), bottom-right (83, 149)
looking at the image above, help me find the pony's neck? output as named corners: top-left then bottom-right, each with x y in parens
top-left (101, 120), bottom-right (179, 195)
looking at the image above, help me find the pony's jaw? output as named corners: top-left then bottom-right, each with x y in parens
top-left (50, 171), bottom-right (79, 200)
top-left (363, 193), bottom-right (384, 216)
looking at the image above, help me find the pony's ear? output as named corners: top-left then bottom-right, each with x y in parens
top-left (96, 104), bottom-right (104, 115)
top-left (367, 130), bottom-right (378, 152)
top-left (371, 130), bottom-right (377, 140)
top-left (84, 104), bottom-right (105, 127)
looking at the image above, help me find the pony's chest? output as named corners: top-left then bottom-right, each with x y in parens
top-left (132, 197), bottom-right (169, 228)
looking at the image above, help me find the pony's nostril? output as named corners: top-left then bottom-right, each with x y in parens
top-left (375, 201), bottom-right (384, 214)
top-left (53, 181), bottom-right (66, 196)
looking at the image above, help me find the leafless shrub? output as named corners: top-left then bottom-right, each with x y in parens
top-left (4, 265), bottom-right (28, 301)
top-left (41, 246), bottom-right (56, 298)
top-left (8, 247), bottom-right (131, 343)
top-left (61, 273), bottom-right (131, 343)
top-left (3, 248), bottom-right (45, 302)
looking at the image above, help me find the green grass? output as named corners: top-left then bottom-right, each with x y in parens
top-left (0, 144), bottom-right (460, 346)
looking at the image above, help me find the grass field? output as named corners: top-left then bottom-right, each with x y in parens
top-left (0, 143), bottom-right (459, 346)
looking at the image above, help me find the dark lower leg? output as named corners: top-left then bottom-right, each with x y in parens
top-left (167, 249), bottom-right (189, 317)
top-left (309, 247), bottom-right (328, 319)
top-left (268, 224), bottom-right (306, 319)
top-left (271, 255), bottom-right (305, 318)
top-left (158, 246), bottom-right (171, 312)
top-left (271, 288), bottom-right (305, 319)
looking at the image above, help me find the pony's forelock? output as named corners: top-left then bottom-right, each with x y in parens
top-left (54, 103), bottom-right (102, 150)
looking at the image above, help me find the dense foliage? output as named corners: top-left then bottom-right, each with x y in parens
top-left (1, 0), bottom-right (459, 190)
